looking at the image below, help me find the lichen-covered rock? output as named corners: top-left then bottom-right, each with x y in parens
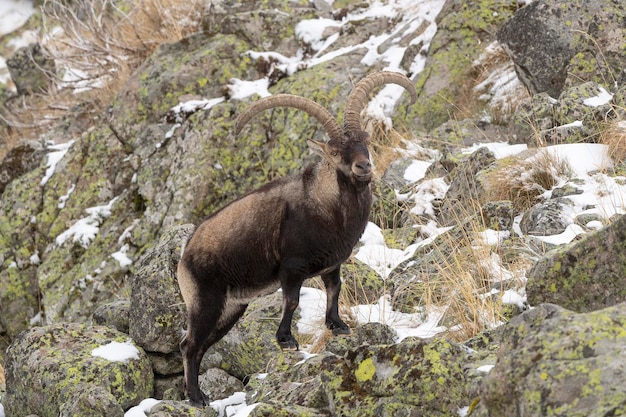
top-left (249, 402), bottom-right (326, 417)
top-left (340, 259), bottom-right (389, 306)
top-left (6, 43), bottom-right (55, 95)
top-left (29, 125), bottom-right (139, 326)
top-left (147, 400), bottom-right (217, 417)
top-left (59, 384), bottom-right (124, 417)
top-left (0, 164), bottom-right (46, 338)
top-left (405, 0), bottom-right (521, 131)
top-left (199, 368), bottom-right (244, 401)
top-left (203, 0), bottom-right (317, 57)
top-left (497, 0), bottom-right (626, 97)
top-left (437, 146), bottom-right (496, 226)
top-left (4, 323), bottom-right (153, 417)
top-left (325, 322), bottom-right (397, 357)
top-left (321, 338), bottom-right (469, 416)
top-left (481, 303), bottom-right (626, 417)
top-left (0, 140), bottom-right (44, 194)
top-left (519, 198), bottom-right (575, 236)
top-left (480, 200), bottom-right (514, 231)
top-left (526, 213), bottom-right (626, 312)
top-left (107, 32), bottom-right (258, 144)
top-left (129, 224), bottom-right (194, 354)
top-left (93, 300), bottom-right (131, 333)
top-left (207, 292), bottom-right (303, 379)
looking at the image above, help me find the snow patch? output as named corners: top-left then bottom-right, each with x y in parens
top-left (55, 197), bottom-right (119, 248)
top-left (40, 141), bottom-right (75, 186)
top-left (91, 340), bottom-right (139, 363)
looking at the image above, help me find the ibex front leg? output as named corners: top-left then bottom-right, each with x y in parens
top-left (322, 267), bottom-right (351, 335)
top-left (276, 270), bottom-right (305, 351)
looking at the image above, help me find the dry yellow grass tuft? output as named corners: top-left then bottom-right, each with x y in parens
top-left (483, 149), bottom-right (572, 212)
top-left (599, 113), bottom-right (626, 165)
top-left (0, 0), bottom-right (205, 159)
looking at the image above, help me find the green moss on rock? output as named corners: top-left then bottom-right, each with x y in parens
top-left (4, 323), bottom-right (153, 417)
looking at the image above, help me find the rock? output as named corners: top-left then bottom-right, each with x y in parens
top-left (0, 141), bottom-right (44, 194)
top-left (4, 323), bottom-right (153, 417)
top-left (526, 213), bottom-right (626, 312)
top-left (147, 400), bottom-right (217, 417)
top-left (203, 0), bottom-right (316, 58)
top-left (519, 198), bottom-right (574, 236)
top-left (153, 374), bottom-right (184, 401)
top-left (497, 0), bottom-right (626, 97)
top-left (480, 200), bottom-right (514, 231)
top-left (481, 303), bottom-right (626, 417)
top-left (199, 368), bottom-right (244, 401)
top-left (405, 0), bottom-right (520, 131)
top-left (129, 224), bottom-right (194, 354)
top-left (321, 338), bottom-right (469, 416)
top-left (369, 178), bottom-right (413, 230)
top-left (207, 292), bottom-right (303, 379)
top-left (340, 259), bottom-right (389, 306)
top-left (249, 403), bottom-right (326, 417)
top-left (6, 43), bottom-right (55, 95)
top-left (93, 300), bottom-right (130, 333)
top-left (325, 322), bottom-right (397, 357)
top-left (437, 146), bottom-right (496, 226)
top-left (59, 384), bottom-right (124, 417)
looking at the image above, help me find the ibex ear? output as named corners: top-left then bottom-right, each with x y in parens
top-left (307, 139), bottom-right (328, 157)
top-left (307, 139), bottom-right (341, 165)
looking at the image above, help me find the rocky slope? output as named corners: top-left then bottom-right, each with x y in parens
top-left (1, 0), bottom-right (626, 416)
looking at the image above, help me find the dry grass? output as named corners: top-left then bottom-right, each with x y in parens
top-left (0, 362), bottom-right (5, 386)
top-left (483, 149), bottom-right (573, 212)
top-left (599, 112), bottom-right (626, 165)
top-left (1, 0), bottom-right (204, 159)
top-left (365, 118), bottom-right (412, 176)
top-left (421, 214), bottom-right (527, 341)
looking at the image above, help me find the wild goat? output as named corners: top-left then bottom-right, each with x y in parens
top-left (177, 71), bottom-right (417, 406)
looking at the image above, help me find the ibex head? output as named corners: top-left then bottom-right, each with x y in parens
top-left (233, 71), bottom-right (417, 185)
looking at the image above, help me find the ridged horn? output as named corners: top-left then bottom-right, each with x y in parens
top-left (343, 71), bottom-right (418, 132)
top-left (234, 94), bottom-right (344, 142)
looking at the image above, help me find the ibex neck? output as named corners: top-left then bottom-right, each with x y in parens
top-left (306, 161), bottom-right (372, 225)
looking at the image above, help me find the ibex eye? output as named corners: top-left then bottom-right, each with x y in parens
top-left (331, 151), bottom-right (338, 157)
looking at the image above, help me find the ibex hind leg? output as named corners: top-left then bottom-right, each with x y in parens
top-left (182, 299), bottom-right (247, 407)
top-left (322, 268), bottom-right (351, 336)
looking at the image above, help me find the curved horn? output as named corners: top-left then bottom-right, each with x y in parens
top-left (343, 71), bottom-right (418, 132)
top-left (234, 94), bottom-right (344, 142)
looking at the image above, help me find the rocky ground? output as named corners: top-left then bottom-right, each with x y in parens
top-left (1, 0), bottom-right (626, 416)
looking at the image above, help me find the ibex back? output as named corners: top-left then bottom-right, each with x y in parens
top-left (177, 71), bottom-right (417, 406)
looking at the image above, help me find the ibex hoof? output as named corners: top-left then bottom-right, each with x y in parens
top-left (187, 391), bottom-right (210, 408)
top-left (332, 326), bottom-right (352, 336)
top-left (278, 337), bottom-right (300, 351)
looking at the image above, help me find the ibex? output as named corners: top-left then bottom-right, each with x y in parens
top-left (177, 71), bottom-right (417, 406)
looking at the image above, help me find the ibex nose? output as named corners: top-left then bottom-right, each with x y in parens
top-left (355, 160), bottom-right (371, 171)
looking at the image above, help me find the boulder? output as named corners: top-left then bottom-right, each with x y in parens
top-left (437, 146), bottom-right (496, 227)
top-left (248, 337), bottom-right (470, 416)
top-left (527, 213), bottom-right (626, 312)
top-left (519, 198), bottom-right (575, 236)
top-left (321, 338), bottom-right (469, 416)
top-left (498, 0), bottom-right (626, 98)
top-left (129, 224), bottom-right (194, 354)
top-left (206, 291), bottom-right (303, 379)
top-left (0, 140), bottom-right (44, 194)
top-left (4, 323), bottom-right (153, 417)
top-left (93, 300), bottom-right (131, 333)
top-left (6, 43), bottom-right (55, 95)
top-left (405, 0), bottom-right (521, 131)
top-left (481, 303), bottom-right (626, 416)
